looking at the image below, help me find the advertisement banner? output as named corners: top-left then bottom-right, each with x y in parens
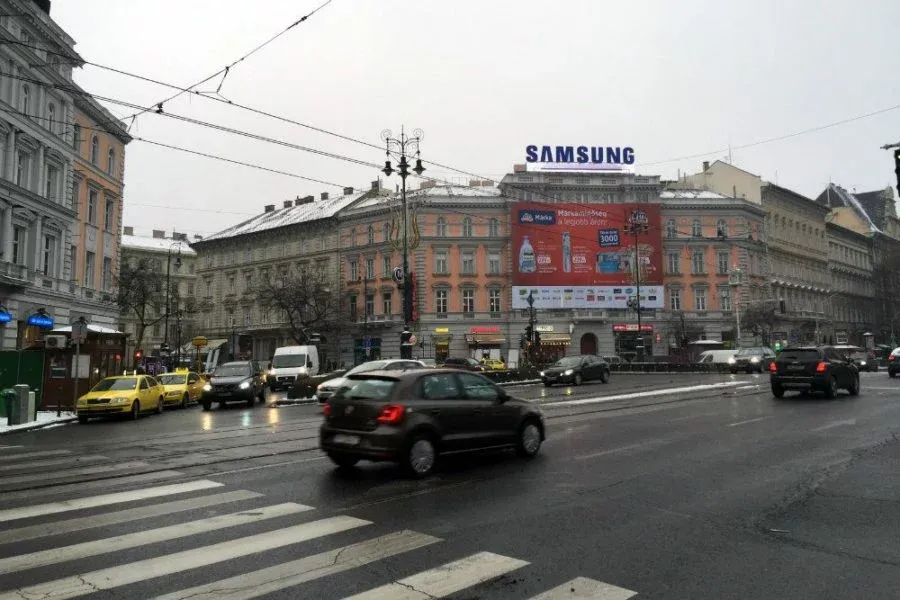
top-left (511, 202), bottom-right (664, 310)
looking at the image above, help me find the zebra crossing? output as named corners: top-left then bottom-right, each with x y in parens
top-left (0, 443), bottom-right (640, 599)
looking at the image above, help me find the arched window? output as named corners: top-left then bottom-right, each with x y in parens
top-left (367, 224), bottom-right (374, 245)
top-left (47, 103), bottom-right (55, 132)
top-left (107, 148), bottom-right (115, 177)
top-left (691, 219), bottom-right (702, 237)
top-left (20, 84), bottom-right (29, 114)
top-left (716, 219), bottom-right (728, 238)
top-left (462, 217), bottom-right (473, 237)
top-left (665, 219), bottom-right (677, 239)
top-left (488, 218), bottom-right (499, 237)
top-left (90, 136), bottom-right (99, 165)
top-left (72, 123), bottom-right (81, 151)
top-left (436, 217), bottom-right (447, 237)
top-left (382, 221), bottom-right (390, 241)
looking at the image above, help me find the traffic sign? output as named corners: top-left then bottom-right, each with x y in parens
top-left (191, 336), bottom-right (208, 348)
top-left (72, 318), bottom-right (88, 345)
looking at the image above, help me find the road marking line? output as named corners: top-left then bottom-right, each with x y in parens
top-left (864, 387), bottom-right (900, 390)
top-left (0, 489), bottom-right (263, 545)
top-left (736, 385), bottom-right (759, 390)
top-left (727, 416), bottom-right (771, 428)
top-left (152, 530), bottom-right (441, 600)
top-left (201, 454), bottom-right (326, 477)
top-left (0, 445), bottom-right (23, 450)
top-left (0, 460), bottom-right (150, 486)
top-left (812, 418), bottom-right (857, 432)
top-left (0, 454), bottom-right (109, 473)
top-left (0, 502), bottom-right (313, 573)
top-left (575, 438), bottom-right (675, 461)
top-left (0, 470), bottom-right (185, 503)
top-left (0, 449), bottom-right (70, 459)
top-left (670, 411), bottom-right (720, 422)
top-left (0, 479), bottom-right (224, 523)
top-left (341, 551), bottom-right (529, 600)
top-left (548, 382), bottom-right (744, 408)
top-left (528, 576), bottom-right (638, 599)
top-left (0, 516), bottom-right (370, 600)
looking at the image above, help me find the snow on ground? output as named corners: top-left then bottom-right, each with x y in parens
top-left (0, 411), bottom-right (77, 434)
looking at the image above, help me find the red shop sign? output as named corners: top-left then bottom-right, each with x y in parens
top-left (470, 326), bottom-right (501, 334)
top-left (612, 324), bottom-right (653, 332)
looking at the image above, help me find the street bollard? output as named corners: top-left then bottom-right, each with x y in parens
top-left (9, 384), bottom-right (33, 425)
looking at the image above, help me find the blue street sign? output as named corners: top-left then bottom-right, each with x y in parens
top-left (27, 313), bottom-right (54, 329)
top-left (0, 311), bottom-right (11, 324)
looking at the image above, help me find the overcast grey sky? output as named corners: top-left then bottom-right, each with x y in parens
top-left (52, 0), bottom-right (900, 238)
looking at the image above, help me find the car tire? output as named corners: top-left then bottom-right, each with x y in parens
top-left (599, 370), bottom-right (609, 384)
top-left (574, 373), bottom-right (583, 386)
top-left (403, 433), bottom-right (437, 478)
top-left (156, 397), bottom-right (164, 414)
top-left (824, 377), bottom-right (838, 399)
top-left (130, 400), bottom-right (140, 420)
top-left (730, 368), bottom-right (737, 375)
top-left (890, 370), bottom-right (897, 378)
top-left (848, 375), bottom-right (860, 396)
top-left (771, 385), bottom-right (785, 399)
top-left (77, 415), bottom-right (89, 424)
top-left (327, 453), bottom-right (359, 469)
top-left (201, 400), bottom-right (212, 411)
top-left (246, 395), bottom-right (255, 408)
top-left (516, 419), bottom-right (542, 459)
top-left (181, 393), bottom-right (189, 409)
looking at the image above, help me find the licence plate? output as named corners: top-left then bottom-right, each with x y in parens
top-left (332, 434), bottom-right (360, 446)
top-left (218, 391), bottom-right (232, 397)
top-left (787, 364), bottom-right (805, 372)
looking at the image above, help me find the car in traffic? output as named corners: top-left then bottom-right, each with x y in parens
top-left (480, 357), bottom-right (506, 371)
top-left (769, 345), bottom-right (859, 399)
top-left (729, 347), bottom-right (777, 373)
top-left (315, 359), bottom-right (426, 403)
top-left (889, 347), bottom-right (900, 378)
top-left (76, 375), bottom-right (165, 423)
top-left (442, 357), bottom-right (485, 371)
top-left (845, 349), bottom-right (878, 372)
top-left (319, 369), bottom-right (545, 477)
top-left (157, 369), bottom-right (206, 408)
top-left (201, 361), bottom-right (266, 410)
top-left (540, 355), bottom-right (610, 387)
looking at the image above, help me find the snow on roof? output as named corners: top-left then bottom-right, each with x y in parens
top-left (201, 189), bottom-right (369, 241)
top-left (121, 235), bottom-right (196, 255)
top-left (830, 185), bottom-right (881, 233)
top-left (660, 190), bottom-right (728, 199)
top-left (410, 184), bottom-right (502, 198)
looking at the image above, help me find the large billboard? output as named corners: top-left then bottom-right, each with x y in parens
top-left (511, 202), bottom-right (664, 310)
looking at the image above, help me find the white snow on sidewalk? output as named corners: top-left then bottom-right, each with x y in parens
top-left (1, 411), bottom-right (77, 434)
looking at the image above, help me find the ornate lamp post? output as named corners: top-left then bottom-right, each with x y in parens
top-left (624, 209), bottom-right (650, 361)
top-left (162, 241), bottom-right (183, 369)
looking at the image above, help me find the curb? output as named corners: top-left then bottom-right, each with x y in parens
top-left (498, 379), bottom-right (541, 387)
top-left (0, 416), bottom-right (78, 435)
top-left (271, 398), bottom-right (319, 407)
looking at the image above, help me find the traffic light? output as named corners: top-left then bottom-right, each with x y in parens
top-left (534, 330), bottom-right (542, 348)
top-left (524, 325), bottom-right (533, 342)
top-left (134, 349), bottom-right (142, 361)
top-left (399, 329), bottom-right (412, 359)
top-left (894, 148), bottom-right (900, 199)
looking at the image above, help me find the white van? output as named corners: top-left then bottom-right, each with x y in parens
top-left (268, 345), bottom-right (320, 390)
top-left (697, 350), bottom-right (736, 365)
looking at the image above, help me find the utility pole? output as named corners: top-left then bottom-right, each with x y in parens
top-left (381, 127), bottom-right (425, 359)
top-left (625, 210), bottom-right (650, 361)
top-left (162, 241), bottom-right (182, 370)
top-left (729, 267), bottom-right (743, 348)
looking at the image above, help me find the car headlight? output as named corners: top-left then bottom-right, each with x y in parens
top-left (203, 383), bottom-right (212, 391)
top-left (728, 357), bottom-right (736, 364)
top-left (750, 357), bottom-right (760, 363)
top-left (539, 371), bottom-right (545, 377)
top-left (239, 380), bottom-right (251, 390)
top-left (110, 397), bottom-right (130, 404)
top-left (268, 369), bottom-right (275, 376)
top-left (860, 360), bottom-right (867, 365)
top-left (564, 369), bottom-right (574, 376)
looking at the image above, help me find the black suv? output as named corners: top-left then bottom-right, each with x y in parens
top-left (541, 355), bottom-right (610, 387)
top-left (201, 361), bottom-right (266, 410)
top-left (770, 346), bottom-right (860, 399)
top-left (319, 369), bottom-right (545, 477)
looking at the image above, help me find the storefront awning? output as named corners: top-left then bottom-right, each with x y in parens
top-left (537, 333), bottom-right (571, 346)
top-left (465, 334), bottom-right (506, 345)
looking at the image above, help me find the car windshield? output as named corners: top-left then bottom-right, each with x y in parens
top-left (341, 378), bottom-right (396, 400)
top-left (849, 352), bottom-right (867, 360)
top-left (779, 350), bottom-right (820, 362)
top-left (346, 360), bottom-right (392, 375)
top-left (91, 378), bottom-right (137, 392)
top-left (157, 374), bottom-right (188, 385)
top-left (553, 357), bottom-right (582, 368)
top-left (736, 348), bottom-right (763, 356)
top-left (213, 364), bottom-right (250, 377)
top-left (272, 354), bottom-right (307, 368)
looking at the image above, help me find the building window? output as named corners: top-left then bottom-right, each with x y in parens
top-left (349, 228), bottom-right (356, 247)
top-left (349, 259), bottom-right (358, 281)
top-left (104, 199), bottom-right (114, 230)
top-left (461, 249), bottom-right (475, 274)
top-left (205, 280), bottom-right (212, 297)
top-left (489, 289), bottom-right (501, 314)
top-left (719, 287), bottom-right (731, 311)
top-left (72, 123), bottom-right (81, 151)
top-left (244, 273), bottom-right (252, 291)
top-left (348, 294), bottom-right (357, 321)
top-left (462, 289), bottom-right (475, 316)
top-left (382, 254), bottom-right (392, 277)
top-left (84, 251), bottom-right (95, 286)
top-left (667, 252), bottom-right (680, 275)
top-left (382, 292), bottom-right (392, 316)
top-left (462, 217), bottom-right (473, 237)
top-left (45, 166), bottom-right (56, 199)
top-left (107, 148), bottom-right (115, 177)
top-left (691, 219), bottom-right (702, 237)
top-left (488, 218), bottom-right (499, 237)
top-left (436, 217), bottom-right (447, 237)
top-left (365, 293), bottom-right (374, 318)
top-left (382, 221), bottom-right (390, 242)
top-left (716, 219), bottom-right (728, 238)
top-left (90, 136), bottom-right (99, 165)
top-left (101, 256), bottom-right (111, 290)
top-left (87, 189), bottom-right (98, 224)
top-left (42, 235), bottom-right (54, 276)
top-left (434, 249), bottom-right (448, 274)
top-left (187, 282), bottom-right (194, 296)
top-left (488, 250), bottom-right (501, 274)
top-left (694, 288), bottom-right (707, 311)
top-left (367, 224), bottom-right (374, 245)
top-left (47, 102), bottom-right (55, 132)
top-left (227, 275), bottom-right (235, 294)
top-left (12, 226), bottom-right (24, 264)
top-left (365, 257), bottom-right (374, 280)
top-left (434, 289), bottom-right (448, 317)
top-left (669, 288), bottom-right (681, 311)
top-left (665, 219), bottom-right (677, 239)
top-left (20, 84), bottom-right (29, 114)
top-left (717, 251), bottom-right (730, 275)
top-left (15, 153), bottom-right (24, 186)
top-left (691, 250), bottom-right (705, 275)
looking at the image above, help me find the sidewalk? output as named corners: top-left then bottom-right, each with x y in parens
top-left (0, 411), bottom-right (78, 435)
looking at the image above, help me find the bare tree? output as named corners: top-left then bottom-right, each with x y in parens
top-left (741, 301), bottom-right (778, 346)
top-left (663, 310), bottom-right (705, 351)
top-left (872, 241), bottom-right (900, 343)
top-left (255, 266), bottom-right (344, 344)
top-left (115, 258), bottom-right (169, 354)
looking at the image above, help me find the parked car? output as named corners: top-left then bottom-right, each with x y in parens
top-left (76, 375), bottom-right (165, 423)
top-left (697, 350), bottom-right (737, 365)
top-left (540, 355), bottom-right (610, 387)
top-left (442, 357), bottom-right (485, 371)
top-left (603, 356), bottom-right (625, 366)
top-left (769, 345), bottom-right (859, 399)
top-left (729, 347), bottom-right (777, 373)
top-left (319, 369), bottom-right (545, 477)
top-left (201, 361), bottom-right (266, 409)
top-left (315, 359), bottom-right (425, 403)
top-left (889, 347), bottom-right (900, 378)
top-left (157, 369), bottom-right (206, 408)
top-left (480, 358), bottom-right (506, 371)
top-left (845, 349), bottom-right (878, 372)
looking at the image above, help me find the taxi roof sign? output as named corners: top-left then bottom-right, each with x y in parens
top-left (192, 336), bottom-right (208, 348)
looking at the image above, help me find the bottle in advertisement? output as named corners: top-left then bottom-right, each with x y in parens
top-left (519, 236), bottom-right (536, 273)
top-left (562, 231), bottom-right (572, 273)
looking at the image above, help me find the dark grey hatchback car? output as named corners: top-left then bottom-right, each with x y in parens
top-left (319, 369), bottom-right (545, 477)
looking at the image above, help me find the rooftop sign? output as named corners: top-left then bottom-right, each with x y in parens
top-left (525, 145), bottom-right (635, 172)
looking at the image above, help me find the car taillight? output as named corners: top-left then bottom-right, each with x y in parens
top-left (323, 403), bottom-right (331, 418)
top-left (816, 361), bottom-right (827, 373)
top-left (769, 362), bottom-right (777, 373)
top-left (890, 355), bottom-right (896, 362)
top-left (376, 404), bottom-right (405, 424)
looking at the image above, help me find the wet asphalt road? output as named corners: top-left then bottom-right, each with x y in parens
top-left (1, 371), bottom-right (898, 599)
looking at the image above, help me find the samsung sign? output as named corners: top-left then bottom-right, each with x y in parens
top-left (525, 145), bottom-right (635, 172)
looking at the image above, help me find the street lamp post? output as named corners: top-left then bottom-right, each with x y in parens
top-left (381, 127), bottom-right (425, 359)
top-left (162, 242), bottom-right (183, 369)
top-left (729, 267), bottom-right (743, 348)
top-left (624, 210), bottom-right (650, 361)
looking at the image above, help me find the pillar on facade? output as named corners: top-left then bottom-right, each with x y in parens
top-left (5, 129), bottom-right (15, 182)
top-left (33, 216), bottom-right (43, 273)
top-left (3, 206), bottom-right (12, 262)
top-left (35, 145), bottom-right (44, 196)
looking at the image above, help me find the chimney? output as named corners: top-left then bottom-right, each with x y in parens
top-left (283, 200), bottom-right (293, 209)
top-left (264, 204), bottom-right (276, 213)
top-left (193, 234), bottom-right (203, 241)
top-left (31, 0), bottom-right (51, 14)
top-left (298, 195), bottom-right (314, 205)
top-left (343, 186), bottom-right (354, 195)
top-left (702, 161), bottom-right (710, 172)
top-left (152, 230), bottom-right (165, 239)
top-left (321, 192), bottom-right (329, 201)
top-left (123, 226), bottom-right (134, 236)
top-left (513, 164), bottom-right (526, 173)
top-left (370, 180), bottom-right (380, 191)
top-left (173, 232), bottom-right (187, 241)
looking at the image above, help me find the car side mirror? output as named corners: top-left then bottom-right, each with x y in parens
top-left (496, 388), bottom-right (509, 403)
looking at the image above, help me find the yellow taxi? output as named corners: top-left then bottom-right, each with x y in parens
top-left (480, 358), bottom-right (506, 371)
top-left (157, 369), bottom-right (206, 409)
top-left (76, 375), bottom-right (165, 423)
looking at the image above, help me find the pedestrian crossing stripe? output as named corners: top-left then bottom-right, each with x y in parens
top-left (0, 459), bottom-right (150, 486)
top-left (0, 454), bottom-right (109, 473)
